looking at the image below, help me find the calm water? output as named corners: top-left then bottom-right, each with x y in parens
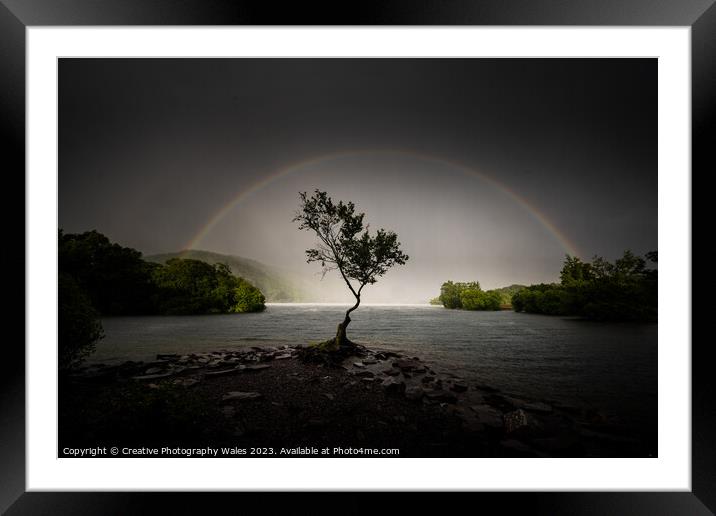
top-left (95, 304), bottom-right (657, 428)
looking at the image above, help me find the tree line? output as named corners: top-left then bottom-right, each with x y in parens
top-left (434, 281), bottom-right (510, 311)
top-left (433, 251), bottom-right (657, 321)
top-left (512, 251), bottom-right (657, 321)
top-left (59, 230), bottom-right (266, 369)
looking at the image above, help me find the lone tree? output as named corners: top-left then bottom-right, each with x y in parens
top-left (294, 190), bottom-right (408, 351)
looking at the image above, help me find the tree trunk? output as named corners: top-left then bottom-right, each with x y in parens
top-left (335, 295), bottom-right (360, 347)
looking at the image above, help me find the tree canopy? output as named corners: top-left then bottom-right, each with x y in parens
top-left (436, 281), bottom-right (506, 311)
top-left (512, 251), bottom-right (657, 321)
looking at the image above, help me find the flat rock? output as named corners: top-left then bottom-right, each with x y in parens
top-left (450, 381), bottom-right (469, 393)
top-left (204, 367), bottom-right (243, 377)
top-left (393, 360), bottom-right (419, 371)
top-left (132, 372), bottom-right (173, 381)
top-left (522, 401), bottom-right (553, 414)
top-left (469, 404), bottom-right (504, 429)
top-left (353, 362), bottom-right (366, 368)
top-left (381, 377), bottom-right (406, 394)
top-left (244, 364), bottom-right (271, 371)
top-left (362, 359), bottom-right (378, 365)
top-left (273, 353), bottom-right (292, 360)
top-left (484, 393), bottom-right (515, 412)
top-left (425, 390), bottom-right (458, 403)
top-left (174, 378), bottom-right (200, 387)
top-left (222, 391), bottom-right (263, 401)
top-left (145, 360), bottom-right (170, 367)
top-left (144, 367), bottom-right (164, 375)
top-left (474, 383), bottom-right (500, 393)
top-left (354, 370), bottom-right (374, 378)
top-left (404, 386), bottom-right (425, 401)
top-left (383, 368), bottom-right (400, 376)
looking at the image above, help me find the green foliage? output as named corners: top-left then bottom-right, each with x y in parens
top-left (437, 281), bottom-right (502, 311)
top-left (231, 278), bottom-right (267, 313)
top-left (146, 249), bottom-right (310, 302)
top-left (491, 284), bottom-right (526, 305)
top-left (294, 190), bottom-right (408, 345)
top-left (59, 230), bottom-right (157, 315)
top-left (460, 289), bottom-right (502, 311)
top-left (294, 190), bottom-right (409, 289)
top-left (152, 258), bottom-right (219, 314)
top-left (58, 272), bottom-right (104, 371)
top-left (512, 251), bottom-right (658, 321)
top-left (149, 258), bottom-right (266, 315)
top-left (59, 230), bottom-right (266, 317)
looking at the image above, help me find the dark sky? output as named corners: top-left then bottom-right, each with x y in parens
top-left (59, 58), bottom-right (656, 303)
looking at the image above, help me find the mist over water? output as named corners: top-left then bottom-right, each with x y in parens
top-left (93, 304), bottom-right (657, 432)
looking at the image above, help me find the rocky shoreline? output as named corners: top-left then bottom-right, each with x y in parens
top-left (60, 344), bottom-right (655, 458)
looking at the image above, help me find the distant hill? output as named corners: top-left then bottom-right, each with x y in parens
top-left (493, 284), bottom-right (527, 305)
top-left (145, 250), bottom-right (314, 303)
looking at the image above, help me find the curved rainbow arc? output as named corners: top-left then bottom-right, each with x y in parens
top-left (183, 149), bottom-right (581, 258)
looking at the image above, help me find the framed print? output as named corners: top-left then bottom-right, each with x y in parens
top-left (2, 0), bottom-right (713, 513)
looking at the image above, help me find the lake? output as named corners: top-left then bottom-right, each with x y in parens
top-left (95, 303), bottom-right (657, 433)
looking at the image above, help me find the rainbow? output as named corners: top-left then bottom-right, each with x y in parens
top-left (183, 149), bottom-right (581, 258)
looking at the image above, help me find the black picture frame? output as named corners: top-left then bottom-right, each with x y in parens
top-left (2, 1), bottom-right (712, 514)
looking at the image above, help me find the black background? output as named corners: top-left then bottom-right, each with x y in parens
top-left (2, 1), bottom-right (713, 514)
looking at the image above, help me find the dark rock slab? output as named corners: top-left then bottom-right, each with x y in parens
top-left (425, 390), bottom-right (458, 403)
top-left (404, 385), bottom-right (425, 401)
top-left (469, 404), bottom-right (504, 429)
top-left (484, 393), bottom-right (515, 412)
top-left (174, 378), bottom-right (200, 387)
top-left (450, 381), bottom-right (468, 393)
top-left (393, 360), bottom-right (419, 371)
top-left (204, 367), bottom-right (244, 378)
top-left (381, 377), bottom-right (406, 394)
top-left (222, 391), bottom-right (263, 401)
top-left (132, 372), bottom-right (173, 381)
top-left (522, 401), bottom-right (553, 414)
top-left (244, 364), bottom-right (271, 372)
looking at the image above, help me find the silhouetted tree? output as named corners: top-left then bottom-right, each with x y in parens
top-left (294, 190), bottom-right (408, 350)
